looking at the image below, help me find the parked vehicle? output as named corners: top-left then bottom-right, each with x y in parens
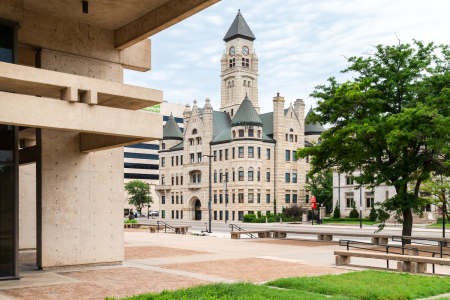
top-left (150, 210), bottom-right (159, 217)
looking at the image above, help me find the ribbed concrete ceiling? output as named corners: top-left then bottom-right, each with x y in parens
top-left (24, 0), bottom-right (170, 30)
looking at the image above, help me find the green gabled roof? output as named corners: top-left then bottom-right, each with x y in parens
top-left (163, 113), bottom-right (183, 140)
top-left (305, 107), bottom-right (326, 135)
top-left (230, 95), bottom-right (263, 127)
top-left (260, 109), bottom-right (289, 136)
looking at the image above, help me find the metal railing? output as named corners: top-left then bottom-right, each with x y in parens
top-left (229, 224), bottom-right (257, 238)
top-left (392, 236), bottom-right (447, 256)
top-left (339, 239), bottom-right (450, 273)
top-left (157, 221), bottom-right (186, 235)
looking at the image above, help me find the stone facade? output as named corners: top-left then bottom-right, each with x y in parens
top-left (156, 12), bottom-right (324, 221)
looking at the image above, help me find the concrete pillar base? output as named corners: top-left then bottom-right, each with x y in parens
top-left (336, 255), bottom-right (350, 266)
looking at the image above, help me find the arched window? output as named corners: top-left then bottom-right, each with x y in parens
top-left (238, 167), bottom-right (244, 181)
top-left (192, 129), bottom-right (197, 135)
top-left (233, 131), bottom-right (236, 138)
top-left (161, 175), bottom-right (165, 185)
top-left (189, 139), bottom-right (194, 146)
top-left (248, 167), bottom-right (254, 181)
top-left (214, 171), bottom-right (218, 183)
top-left (161, 143), bottom-right (165, 150)
top-left (248, 81), bottom-right (251, 87)
top-left (243, 80), bottom-right (246, 87)
top-left (197, 137), bottom-right (202, 145)
top-left (290, 128), bottom-right (294, 132)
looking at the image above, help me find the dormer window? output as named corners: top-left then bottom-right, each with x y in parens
top-left (239, 130), bottom-right (244, 137)
top-left (233, 131), bottom-right (236, 138)
top-left (248, 129), bottom-right (254, 137)
top-left (257, 131), bottom-right (261, 138)
top-left (161, 143), bottom-right (165, 150)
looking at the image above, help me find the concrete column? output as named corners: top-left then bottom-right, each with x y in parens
top-left (19, 163), bottom-right (36, 250)
top-left (36, 129), bottom-right (124, 269)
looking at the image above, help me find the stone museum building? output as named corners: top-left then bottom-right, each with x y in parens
top-left (0, 0), bottom-right (219, 280)
top-left (156, 12), bottom-right (325, 221)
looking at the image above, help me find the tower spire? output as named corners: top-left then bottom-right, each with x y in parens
top-left (223, 11), bottom-right (256, 42)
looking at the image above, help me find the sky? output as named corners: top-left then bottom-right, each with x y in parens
top-left (124, 0), bottom-right (450, 114)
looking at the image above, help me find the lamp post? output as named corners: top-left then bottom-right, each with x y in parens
top-left (224, 180), bottom-right (228, 223)
top-left (146, 183), bottom-right (150, 220)
top-left (204, 154), bottom-right (215, 233)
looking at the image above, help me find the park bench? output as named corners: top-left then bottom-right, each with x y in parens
top-left (231, 230), bottom-right (272, 239)
top-left (335, 250), bottom-right (450, 274)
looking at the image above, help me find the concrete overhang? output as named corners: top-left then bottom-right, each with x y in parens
top-left (19, 0), bottom-right (220, 49)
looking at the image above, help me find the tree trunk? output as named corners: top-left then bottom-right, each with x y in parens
top-left (402, 208), bottom-right (413, 240)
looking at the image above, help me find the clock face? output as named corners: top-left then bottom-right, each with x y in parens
top-left (242, 46), bottom-right (249, 56)
top-left (229, 47), bottom-right (235, 56)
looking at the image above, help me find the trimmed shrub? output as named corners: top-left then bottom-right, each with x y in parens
top-left (349, 203), bottom-right (359, 219)
top-left (124, 219), bottom-right (138, 224)
top-left (333, 203), bottom-right (341, 219)
top-left (369, 207), bottom-right (378, 222)
top-left (243, 214), bottom-right (256, 223)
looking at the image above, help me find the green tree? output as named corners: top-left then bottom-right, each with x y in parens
top-left (124, 180), bottom-right (153, 214)
top-left (305, 171), bottom-right (333, 212)
top-left (284, 204), bottom-right (308, 223)
top-left (421, 174), bottom-right (450, 224)
top-left (296, 40), bottom-right (450, 236)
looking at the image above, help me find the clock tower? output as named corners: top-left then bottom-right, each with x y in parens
top-left (220, 11), bottom-right (259, 116)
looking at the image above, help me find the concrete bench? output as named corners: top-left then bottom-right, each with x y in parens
top-left (124, 223), bottom-right (144, 229)
top-left (276, 230), bottom-right (391, 245)
top-left (231, 231), bottom-right (272, 239)
top-left (335, 250), bottom-right (450, 274)
top-left (148, 224), bottom-right (191, 234)
top-left (273, 230), bottom-right (390, 244)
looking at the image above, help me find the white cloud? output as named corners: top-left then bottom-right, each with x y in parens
top-left (125, 0), bottom-right (450, 113)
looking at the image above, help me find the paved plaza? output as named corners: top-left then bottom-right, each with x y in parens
top-left (2, 222), bottom-right (450, 300)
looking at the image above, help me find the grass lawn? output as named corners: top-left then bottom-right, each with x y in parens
top-left (426, 224), bottom-right (450, 228)
top-left (106, 283), bottom-right (353, 300)
top-left (267, 270), bottom-right (450, 300)
top-left (108, 271), bottom-right (450, 300)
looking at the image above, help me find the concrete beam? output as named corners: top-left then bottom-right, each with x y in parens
top-left (80, 134), bottom-right (148, 153)
top-left (114, 0), bottom-right (220, 49)
top-left (0, 62), bottom-right (162, 110)
top-left (19, 146), bottom-right (36, 165)
top-left (0, 92), bottom-right (163, 143)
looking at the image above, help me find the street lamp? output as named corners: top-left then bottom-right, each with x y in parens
top-left (224, 179), bottom-right (228, 223)
top-left (146, 183), bottom-right (151, 220)
top-left (204, 154), bottom-right (216, 233)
